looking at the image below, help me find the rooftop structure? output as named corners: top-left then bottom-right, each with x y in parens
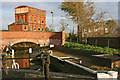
top-left (9, 5), bottom-right (46, 31)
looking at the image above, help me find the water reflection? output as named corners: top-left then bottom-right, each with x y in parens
top-left (7, 51), bottom-right (30, 69)
top-left (15, 55), bottom-right (30, 69)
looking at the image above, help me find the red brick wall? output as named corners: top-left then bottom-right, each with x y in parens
top-left (15, 6), bottom-right (46, 31)
top-left (10, 25), bottom-right (28, 31)
top-left (15, 13), bottom-right (26, 21)
top-left (16, 58), bottom-right (29, 69)
top-left (0, 31), bottom-right (65, 49)
top-left (1, 32), bottom-right (62, 40)
top-left (10, 25), bottom-right (22, 31)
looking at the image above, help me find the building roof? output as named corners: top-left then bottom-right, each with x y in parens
top-left (15, 5), bottom-right (46, 12)
top-left (15, 5), bottom-right (28, 9)
top-left (10, 19), bottom-right (28, 25)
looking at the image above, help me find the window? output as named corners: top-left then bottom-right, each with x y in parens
top-left (25, 62), bottom-right (27, 67)
top-left (34, 26), bottom-right (36, 31)
top-left (38, 18), bottom-right (40, 23)
top-left (18, 15), bottom-right (19, 20)
top-left (30, 17), bottom-right (32, 22)
top-left (42, 28), bottom-right (43, 31)
top-left (24, 26), bottom-right (26, 29)
top-left (38, 26), bottom-right (40, 30)
top-left (30, 26), bottom-right (33, 31)
top-left (34, 17), bottom-right (36, 22)
top-left (42, 19), bottom-right (44, 23)
top-left (21, 15), bottom-right (23, 19)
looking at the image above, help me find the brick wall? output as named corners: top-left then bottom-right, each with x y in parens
top-left (15, 6), bottom-right (46, 31)
top-left (10, 25), bottom-right (28, 31)
top-left (0, 31), bottom-right (65, 50)
top-left (10, 25), bottom-right (22, 31)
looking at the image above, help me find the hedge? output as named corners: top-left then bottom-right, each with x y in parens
top-left (63, 42), bottom-right (119, 55)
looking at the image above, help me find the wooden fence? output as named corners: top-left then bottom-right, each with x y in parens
top-left (87, 37), bottom-right (120, 48)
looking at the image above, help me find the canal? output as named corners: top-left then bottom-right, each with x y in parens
top-left (2, 42), bottom-right (120, 79)
top-left (6, 42), bottom-right (97, 71)
top-left (5, 47), bottom-right (97, 78)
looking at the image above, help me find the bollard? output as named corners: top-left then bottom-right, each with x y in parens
top-left (2, 55), bottom-right (8, 74)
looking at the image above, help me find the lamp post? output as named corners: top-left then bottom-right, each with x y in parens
top-left (51, 12), bottom-right (54, 32)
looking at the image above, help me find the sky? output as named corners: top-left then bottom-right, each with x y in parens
top-left (0, 0), bottom-right (119, 33)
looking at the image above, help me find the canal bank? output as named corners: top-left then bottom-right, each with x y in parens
top-left (51, 48), bottom-right (119, 79)
top-left (53, 48), bottom-right (120, 70)
top-left (50, 55), bottom-right (97, 77)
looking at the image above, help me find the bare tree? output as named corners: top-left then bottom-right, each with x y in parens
top-left (59, 19), bottom-right (68, 32)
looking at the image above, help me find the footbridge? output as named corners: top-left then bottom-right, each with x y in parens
top-left (0, 31), bottom-right (65, 50)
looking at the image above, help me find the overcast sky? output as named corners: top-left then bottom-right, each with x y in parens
top-left (0, 0), bottom-right (119, 33)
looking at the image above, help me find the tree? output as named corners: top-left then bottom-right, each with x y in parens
top-left (59, 19), bottom-right (68, 32)
top-left (59, 2), bottom-right (98, 42)
top-left (117, 27), bottom-right (120, 35)
top-left (48, 25), bottom-right (53, 32)
top-left (60, 2), bottom-right (85, 41)
top-left (45, 27), bottom-right (49, 32)
top-left (60, 1), bottom-right (108, 40)
top-left (105, 19), bottom-right (118, 34)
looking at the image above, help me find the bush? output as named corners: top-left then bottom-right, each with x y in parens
top-left (63, 42), bottom-right (119, 55)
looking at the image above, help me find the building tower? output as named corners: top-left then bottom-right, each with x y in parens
top-left (9, 5), bottom-right (46, 31)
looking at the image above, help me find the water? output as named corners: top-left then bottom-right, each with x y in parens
top-left (7, 51), bottom-right (42, 70)
top-left (7, 50), bottom-right (57, 72)
top-left (6, 49), bottom-right (93, 70)
top-left (5, 49), bottom-right (97, 78)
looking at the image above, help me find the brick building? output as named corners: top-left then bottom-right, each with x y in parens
top-left (9, 5), bottom-right (46, 31)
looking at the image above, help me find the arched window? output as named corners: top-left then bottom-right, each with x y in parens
top-left (34, 17), bottom-right (36, 22)
top-left (18, 15), bottom-right (19, 20)
top-left (42, 19), bottom-right (44, 23)
top-left (25, 61), bottom-right (27, 67)
top-left (34, 26), bottom-right (36, 31)
top-left (42, 28), bottom-right (43, 31)
top-left (30, 17), bottom-right (32, 22)
top-left (21, 15), bottom-right (23, 19)
top-left (38, 18), bottom-right (40, 23)
top-left (38, 26), bottom-right (40, 30)
top-left (24, 26), bottom-right (26, 29)
top-left (30, 25), bottom-right (33, 31)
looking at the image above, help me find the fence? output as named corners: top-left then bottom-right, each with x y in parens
top-left (87, 37), bottom-right (120, 48)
